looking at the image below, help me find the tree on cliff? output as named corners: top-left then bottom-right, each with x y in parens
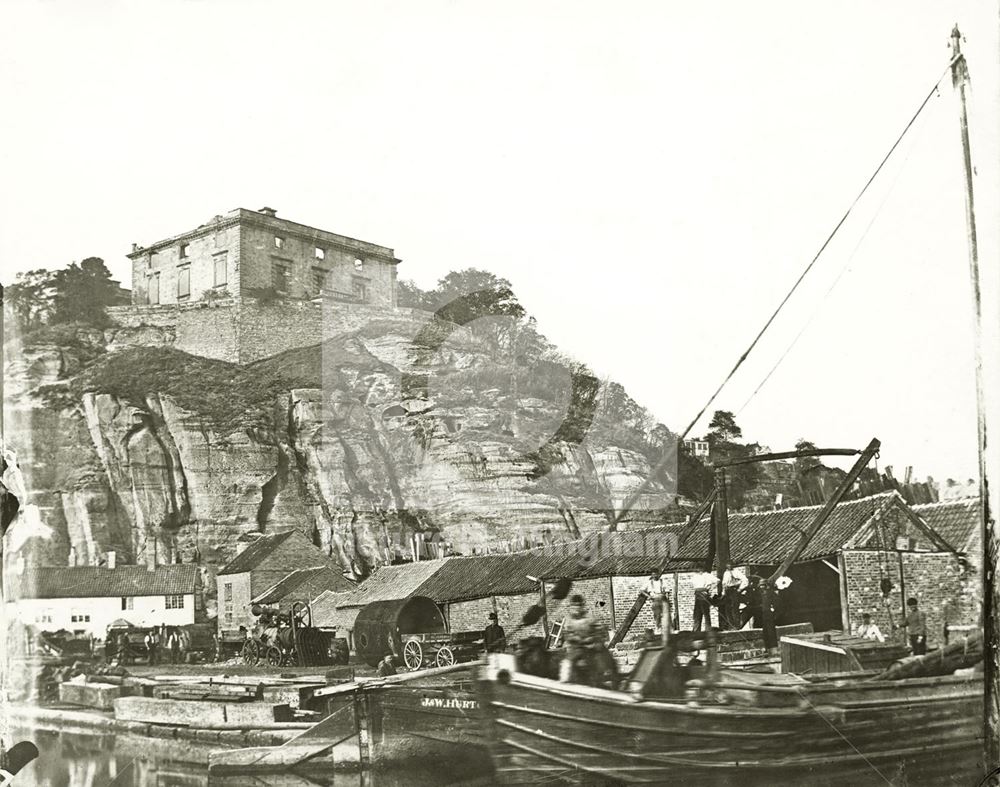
top-left (49, 258), bottom-right (120, 327)
top-left (705, 410), bottom-right (761, 509)
top-left (6, 258), bottom-right (120, 332)
top-left (5, 269), bottom-right (54, 333)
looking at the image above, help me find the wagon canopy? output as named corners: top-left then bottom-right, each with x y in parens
top-left (354, 596), bottom-right (447, 666)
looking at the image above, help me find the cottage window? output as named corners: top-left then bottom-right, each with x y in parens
top-left (315, 247), bottom-right (325, 260)
top-left (213, 253), bottom-right (228, 286)
top-left (274, 236), bottom-right (284, 249)
top-left (71, 613), bottom-right (91, 623)
top-left (180, 243), bottom-right (190, 258)
top-left (177, 264), bottom-right (191, 299)
top-left (121, 596), bottom-right (134, 611)
top-left (148, 273), bottom-right (160, 305)
top-left (223, 583), bottom-right (233, 602)
top-left (165, 594), bottom-right (185, 610)
top-left (272, 262), bottom-right (290, 292)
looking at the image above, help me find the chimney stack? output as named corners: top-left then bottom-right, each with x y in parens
top-left (258, 206), bottom-right (277, 217)
top-left (107, 550), bottom-right (116, 570)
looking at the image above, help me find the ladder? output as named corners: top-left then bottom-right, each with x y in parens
top-left (547, 619), bottom-right (565, 649)
top-left (609, 590), bottom-right (650, 648)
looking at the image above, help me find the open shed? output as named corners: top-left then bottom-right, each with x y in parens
top-left (354, 595), bottom-right (448, 666)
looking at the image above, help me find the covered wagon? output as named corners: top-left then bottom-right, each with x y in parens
top-left (354, 596), bottom-right (481, 669)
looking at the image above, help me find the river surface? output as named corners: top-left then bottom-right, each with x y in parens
top-left (10, 726), bottom-right (492, 787)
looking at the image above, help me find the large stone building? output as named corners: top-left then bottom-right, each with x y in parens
top-left (108, 207), bottom-right (406, 364)
top-left (127, 207), bottom-right (400, 309)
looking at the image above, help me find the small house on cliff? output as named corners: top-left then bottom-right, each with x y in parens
top-left (216, 530), bottom-right (345, 633)
top-left (5, 564), bottom-right (200, 637)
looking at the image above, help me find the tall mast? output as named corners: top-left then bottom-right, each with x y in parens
top-left (949, 26), bottom-right (995, 767)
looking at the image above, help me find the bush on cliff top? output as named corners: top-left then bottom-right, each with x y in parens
top-left (45, 346), bottom-right (321, 436)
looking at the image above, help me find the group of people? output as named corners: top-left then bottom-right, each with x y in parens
top-left (142, 626), bottom-right (186, 665)
top-left (855, 597), bottom-right (928, 655)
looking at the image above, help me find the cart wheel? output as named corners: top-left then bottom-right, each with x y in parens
top-left (242, 640), bottom-right (260, 666)
top-left (435, 645), bottom-right (455, 667)
top-left (265, 645), bottom-right (282, 666)
top-left (403, 639), bottom-right (423, 670)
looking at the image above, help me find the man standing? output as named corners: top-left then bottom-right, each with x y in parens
top-left (560, 595), bottom-right (602, 684)
top-left (483, 612), bottom-right (507, 653)
top-left (721, 563), bottom-right (748, 630)
top-left (691, 571), bottom-right (717, 631)
top-left (167, 628), bottom-right (182, 664)
top-left (144, 629), bottom-right (159, 666)
top-left (898, 597), bottom-right (927, 655)
top-left (856, 613), bottom-right (885, 643)
top-left (646, 573), bottom-right (667, 631)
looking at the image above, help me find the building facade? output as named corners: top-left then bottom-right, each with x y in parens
top-left (6, 565), bottom-right (200, 638)
top-left (216, 530), bottom-right (343, 633)
top-left (127, 207), bottom-right (400, 309)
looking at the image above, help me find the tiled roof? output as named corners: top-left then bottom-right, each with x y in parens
top-left (251, 566), bottom-right (354, 605)
top-left (218, 531), bottom-right (296, 576)
top-left (335, 558), bottom-right (453, 607)
top-left (309, 589), bottom-right (357, 629)
top-left (331, 493), bottom-right (954, 608)
top-left (912, 497), bottom-right (981, 554)
top-left (671, 492), bottom-right (904, 566)
top-left (8, 565), bottom-right (198, 600)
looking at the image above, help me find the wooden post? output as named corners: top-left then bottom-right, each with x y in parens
top-left (837, 552), bottom-right (851, 632)
top-left (608, 577), bottom-right (617, 633)
top-left (661, 594), bottom-right (672, 647)
top-left (950, 26), bottom-right (995, 769)
top-left (539, 581), bottom-right (550, 642)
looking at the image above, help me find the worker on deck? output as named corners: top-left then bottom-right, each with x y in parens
top-left (856, 613), bottom-right (885, 643)
top-left (898, 597), bottom-right (927, 655)
top-left (483, 612), bottom-right (507, 653)
top-left (721, 563), bottom-right (749, 630)
top-left (560, 594), bottom-right (610, 686)
top-left (646, 573), bottom-right (667, 630)
top-left (376, 653), bottom-right (398, 677)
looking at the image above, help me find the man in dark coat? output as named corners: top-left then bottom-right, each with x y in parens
top-left (484, 612), bottom-right (507, 653)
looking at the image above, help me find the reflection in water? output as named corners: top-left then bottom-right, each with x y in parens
top-left (12, 727), bottom-right (492, 787)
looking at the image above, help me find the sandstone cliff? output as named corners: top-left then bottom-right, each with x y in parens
top-left (3, 312), bottom-right (680, 579)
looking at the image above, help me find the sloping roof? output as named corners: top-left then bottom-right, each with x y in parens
top-left (332, 492), bottom-right (955, 608)
top-left (9, 565), bottom-right (199, 600)
top-left (218, 531), bottom-right (296, 576)
top-left (310, 589), bottom-right (360, 630)
top-left (912, 497), bottom-right (981, 554)
top-left (335, 558), bottom-right (453, 608)
top-left (251, 566), bottom-right (354, 605)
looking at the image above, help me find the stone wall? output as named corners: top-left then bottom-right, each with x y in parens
top-left (131, 223), bottom-right (241, 306)
top-left (107, 298), bottom-right (430, 365)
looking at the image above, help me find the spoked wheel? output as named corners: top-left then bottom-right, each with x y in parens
top-left (435, 645), bottom-right (455, 667)
top-left (265, 645), bottom-right (283, 666)
top-left (241, 639), bottom-right (261, 666)
top-left (403, 639), bottom-right (423, 670)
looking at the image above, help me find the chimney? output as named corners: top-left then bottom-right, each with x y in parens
top-left (107, 550), bottom-right (116, 570)
top-left (68, 547), bottom-right (76, 567)
top-left (258, 207), bottom-right (277, 217)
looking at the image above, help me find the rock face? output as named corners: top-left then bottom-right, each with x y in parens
top-left (3, 312), bottom-right (679, 583)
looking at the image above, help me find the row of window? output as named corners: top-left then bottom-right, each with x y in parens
top-left (181, 237), bottom-right (363, 268)
top-left (272, 262), bottom-right (367, 301)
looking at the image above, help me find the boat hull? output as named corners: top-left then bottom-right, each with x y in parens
top-left (478, 656), bottom-right (985, 785)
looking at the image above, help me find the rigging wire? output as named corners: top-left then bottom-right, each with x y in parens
top-left (734, 103), bottom-right (932, 417)
top-left (612, 54), bottom-right (961, 527)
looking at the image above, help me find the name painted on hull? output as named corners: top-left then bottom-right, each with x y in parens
top-left (420, 697), bottom-right (480, 710)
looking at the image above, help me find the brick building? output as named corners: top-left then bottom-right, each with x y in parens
top-left (216, 530), bottom-right (342, 633)
top-left (324, 491), bottom-right (973, 654)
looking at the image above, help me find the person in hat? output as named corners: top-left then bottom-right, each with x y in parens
top-left (483, 611), bottom-right (507, 653)
top-left (897, 597), bottom-right (927, 655)
top-left (560, 595), bottom-right (603, 684)
top-left (856, 612), bottom-right (885, 643)
top-left (375, 653), bottom-right (397, 677)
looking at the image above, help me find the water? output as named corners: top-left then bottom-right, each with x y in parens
top-left (10, 727), bottom-right (493, 787)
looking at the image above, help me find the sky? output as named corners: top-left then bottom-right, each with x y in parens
top-left (1, 1), bottom-right (998, 483)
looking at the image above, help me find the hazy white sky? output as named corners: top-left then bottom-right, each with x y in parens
top-left (1, 1), bottom-right (997, 482)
